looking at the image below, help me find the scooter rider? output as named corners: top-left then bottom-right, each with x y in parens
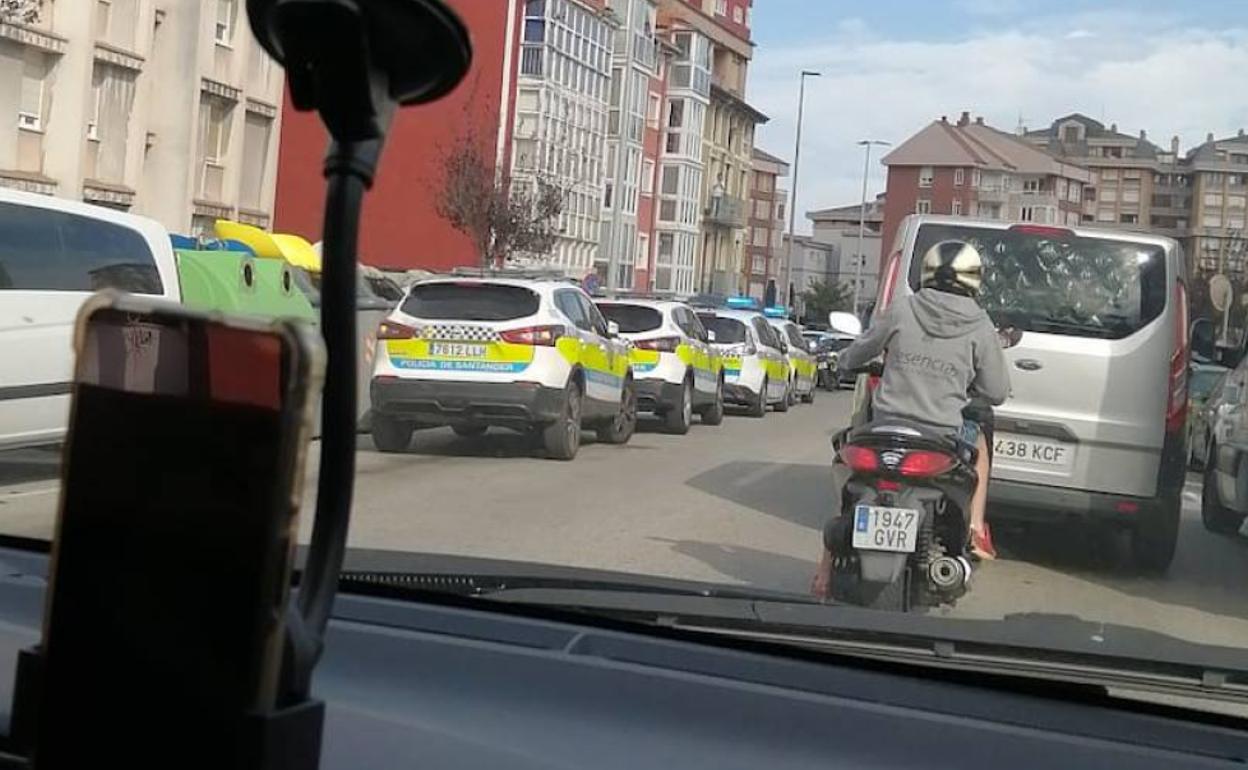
top-left (812, 240), bottom-right (1009, 598)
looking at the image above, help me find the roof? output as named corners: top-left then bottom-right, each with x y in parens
top-left (883, 115), bottom-right (1093, 182)
top-left (782, 233), bottom-right (838, 250)
top-left (808, 198), bottom-right (884, 224)
top-left (414, 275), bottom-right (576, 291)
top-left (594, 297), bottom-right (686, 310)
top-left (752, 147), bottom-right (788, 165)
top-left (710, 83), bottom-right (769, 124)
top-left (1024, 113), bottom-right (1141, 143)
top-left (695, 307), bottom-right (766, 324)
top-left (1023, 113), bottom-right (1162, 161)
top-left (1186, 130), bottom-right (1248, 163)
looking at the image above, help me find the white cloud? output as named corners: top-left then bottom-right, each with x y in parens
top-left (748, 14), bottom-right (1248, 233)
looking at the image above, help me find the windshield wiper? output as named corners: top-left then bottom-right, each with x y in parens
top-left (1025, 319), bottom-right (1123, 338)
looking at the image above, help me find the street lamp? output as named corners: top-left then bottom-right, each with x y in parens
top-left (705, 181), bottom-right (726, 292)
top-left (853, 138), bottom-right (890, 315)
top-left (783, 69), bottom-right (820, 308)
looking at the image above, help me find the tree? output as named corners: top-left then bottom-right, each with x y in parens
top-left (801, 279), bottom-right (854, 324)
top-left (435, 126), bottom-right (567, 269)
top-left (0, 0), bottom-right (40, 23)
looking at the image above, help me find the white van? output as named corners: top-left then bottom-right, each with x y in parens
top-left (876, 215), bottom-right (1188, 573)
top-left (0, 189), bottom-right (180, 450)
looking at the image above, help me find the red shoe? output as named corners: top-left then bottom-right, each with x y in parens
top-left (971, 524), bottom-right (997, 561)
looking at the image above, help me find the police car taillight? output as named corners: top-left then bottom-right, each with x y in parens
top-left (635, 336), bottom-right (681, 352)
top-left (377, 321), bottom-right (418, 339)
top-left (500, 325), bottom-right (567, 346)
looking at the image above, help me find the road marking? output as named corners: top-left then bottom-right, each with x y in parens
top-left (1, 486), bottom-right (58, 500)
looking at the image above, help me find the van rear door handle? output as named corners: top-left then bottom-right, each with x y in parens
top-left (1015, 359), bottom-right (1043, 371)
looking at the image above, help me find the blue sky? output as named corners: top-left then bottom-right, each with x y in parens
top-left (747, 0), bottom-right (1248, 231)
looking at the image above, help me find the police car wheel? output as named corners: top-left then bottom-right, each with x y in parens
top-left (597, 379), bottom-right (637, 445)
top-left (371, 414), bottom-right (413, 453)
top-left (543, 380), bottom-right (583, 461)
top-left (664, 378), bottom-right (693, 435)
top-left (802, 382), bottom-right (815, 404)
top-left (700, 378), bottom-right (725, 426)
top-left (775, 382), bottom-right (791, 413)
top-left (749, 379), bottom-right (768, 418)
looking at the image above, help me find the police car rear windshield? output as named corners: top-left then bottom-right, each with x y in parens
top-left (909, 224), bottom-right (1167, 340)
top-left (597, 303), bottom-right (663, 333)
top-left (697, 314), bottom-right (749, 344)
top-left (401, 283), bottom-right (540, 321)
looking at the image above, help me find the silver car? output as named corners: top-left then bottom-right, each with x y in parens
top-left (880, 215), bottom-right (1189, 573)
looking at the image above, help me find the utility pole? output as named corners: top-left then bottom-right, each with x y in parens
top-left (782, 70), bottom-right (819, 308)
top-left (852, 139), bottom-right (889, 314)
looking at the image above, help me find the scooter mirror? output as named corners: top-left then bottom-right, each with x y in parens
top-left (827, 311), bottom-right (862, 337)
top-left (247, 0), bottom-right (471, 141)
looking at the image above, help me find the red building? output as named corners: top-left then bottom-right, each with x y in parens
top-left (746, 147), bottom-right (788, 300)
top-left (272, 0), bottom-right (525, 270)
top-left (880, 112), bottom-right (1092, 259)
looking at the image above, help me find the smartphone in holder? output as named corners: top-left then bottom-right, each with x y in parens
top-left (31, 292), bottom-right (322, 765)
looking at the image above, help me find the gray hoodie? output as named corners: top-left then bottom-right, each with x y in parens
top-left (839, 288), bottom-right (1010, 432)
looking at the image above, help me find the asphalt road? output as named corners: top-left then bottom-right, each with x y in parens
top-left (2, 391), bottom-right (1247, 651)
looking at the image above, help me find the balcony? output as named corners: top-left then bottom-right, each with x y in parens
top-left (704, 193), bottom-right (747, 228)
top-left (975, 185), bottom-right (1007, 203)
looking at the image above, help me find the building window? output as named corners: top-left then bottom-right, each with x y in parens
top-left (641, 158), bottom-right (655, 195)
top-left (1020, 206), bottom-right (1034, 222)
top-left (1062, 125), bottom-right (1080, 143)
top-left (1101, 188), bottom-right (1117, 203)
top-left (240, 111), bottom-right (274, 211)
top-left (1120, 213), bottom-right (1138, 225)
top-left (1205, 192), bottom-right (1224, 207)
top-left (954, 168), bottom-right (964, 186)
top-left (637, 232), bottom-right (649, 269)
top-left (647, 93), bottom-right (661, 128)
top-left (1023, 179), bottom-right (1041, 193)
top-left (732, 5), bottom-right (743, 23)
top-left (215, 0), bottom-right (237, 45)
top-left (915, 199), bottom-right (931, 215)
top-left (1100, 168), bottom-right (1118, 181)
top-left (18, 49), bottom-right (48, 132)
top-left (918, 166), bottom-right (933, 187)
top-left (715, 0), bottom-right (727, 16)
top-left (1097, 209), bottom-right (1114, 222)
top-left (96, 0), bottom-right (112, 39)
top-left (754, 199), bottom-right (769, 219)
top-left (1203, 212), bottom-right (1223, 228)
top-left (951, 199), bottom-right (962, 216)
top-left (752, 227), bottom-right (767, 247)
top-left (971, 169), bottom-right (981, 188)
top-left (197, 94), bottom-right (235, 199)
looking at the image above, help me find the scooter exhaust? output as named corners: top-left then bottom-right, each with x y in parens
top-left (927, 555), bottom-right (971, 590)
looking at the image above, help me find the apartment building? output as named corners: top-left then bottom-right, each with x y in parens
top-left (745, 147), bottom-right (786, 300)
top-left (513, 0), bottom-right (614, 273)
top-left (781, 233), bottom-right (838, 321)
top-left (807, 194), bottom-right (884, 303)
top-left (0, 0), bottom-right (282, 233)
top-left (881, 112), bottom-right (1093, 256)
top-left (1023, 114), bottom-right (1187, 238)
top-left (1183, 131), bottom-right (1248, 280)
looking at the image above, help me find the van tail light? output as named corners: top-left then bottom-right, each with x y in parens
top-left (1008, 224), bottom-right (1074, 238)
top-left (839, 445), bottom-right (879, 473)
top-left (500, 324), bottom-right (567, 347)
top-left (377, 321), bottom-right (418, 340)
top-left (635, 336), bottom-right (681, 352)
top-left (899, 450), bottom-right (956, 477)
top-left (876, 250), bottom-right (902, 312)
top-left (1165, 280), bottom-right (1189, 434)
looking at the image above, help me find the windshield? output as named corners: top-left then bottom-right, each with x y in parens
top-left (697, 314), bottom-right (749, 344)
top-left (400, 283), bottom-right (539, 321)
top-left (597, 303), bottom-right (663, 333)
top-left (4, 0), bottom-right (1248, 723)
top-left (909, 224), bottom-right (1167, 339)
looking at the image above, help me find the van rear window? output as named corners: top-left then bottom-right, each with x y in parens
top-left (401, 283), bottom-right (539, 321)
top-left (909, 224), bottom-right (1167, 340)
top-left (0, 202), bottom-right (162, 293)
top-left (597, 303), bottom-right (663, 333)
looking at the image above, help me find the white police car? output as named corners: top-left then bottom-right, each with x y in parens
top-left (764, 310), bottom-right (818, 405)
top-left (694, 307), bottom-right (791, 417)
top-left (370, 276), bottom-right (636, 460)
top-left (595, 298), bottom-right (724, 433)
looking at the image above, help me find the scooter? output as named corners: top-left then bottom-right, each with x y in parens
top-left (825, 409), bottom-right (978, 612)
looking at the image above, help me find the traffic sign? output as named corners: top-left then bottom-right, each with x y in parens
top-left (1210, 273), bottom-right (1233, 312)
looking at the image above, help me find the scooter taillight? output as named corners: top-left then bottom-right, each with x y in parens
top-left (839, 445), bottom-right (879, 473)
top-left (899, 450), bottom-right (956, 477)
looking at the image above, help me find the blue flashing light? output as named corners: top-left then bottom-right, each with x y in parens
top-left (763, 306), bottom-right (788, 318)
top-left (725, 296), bottom-right (760, 310)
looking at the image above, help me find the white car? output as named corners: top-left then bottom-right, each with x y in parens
top-left (694, 308), bottom-right (791, 417)
top-left (766, 315), bottom-right (818, 405)
top-left (595, 298), bottom-right (724, 433)
top-left (0, 189), bottom-right (181, 450)
top-left (370, 276), bottom-right (636, 460)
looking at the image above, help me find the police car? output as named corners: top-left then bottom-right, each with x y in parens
top-left (764, 309), bottom-right (818, 405)
top-left (694, 306), bottom-right (791, 417)
top-left (369, 276), bottom-right (636, 460)
top-left (595, 298), bottom-right (724, 433)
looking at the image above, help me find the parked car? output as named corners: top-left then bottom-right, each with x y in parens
top-left (816, 333), bottom-right (858, 389)
top-left (1201, 354), bottom-right (1248, 535)
top-left (766, 315), bottom-right (818, 404)
top-left (369, 276), bottom-right (636, 460)
top-left (695, 308), bottom-right (791, 417)
top-left (0, 189), bottom-right (181, 451)
top-left (1187, 363), bottom-right (1229, 469)
top-left (595, 298), bottom-right (724, 433)
top-left (869, 214), bottom-right (1190, 573)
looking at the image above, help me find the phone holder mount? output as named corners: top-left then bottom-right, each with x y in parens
top-left (8, 1), bottom-right (469, 768)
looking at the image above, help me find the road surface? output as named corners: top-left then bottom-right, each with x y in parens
top-left (1, 391), bottom-right (1246, 650)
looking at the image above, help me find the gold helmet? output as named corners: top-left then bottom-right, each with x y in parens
top-left (920, 240), bottom-right (983, 296)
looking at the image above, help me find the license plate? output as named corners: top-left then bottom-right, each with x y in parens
top-left (430, 342), bottom-right (487, 358)
top-left (852, 504), bottom-right (920, 553)
top-left (994, 433), bottom-right (1075, 470)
